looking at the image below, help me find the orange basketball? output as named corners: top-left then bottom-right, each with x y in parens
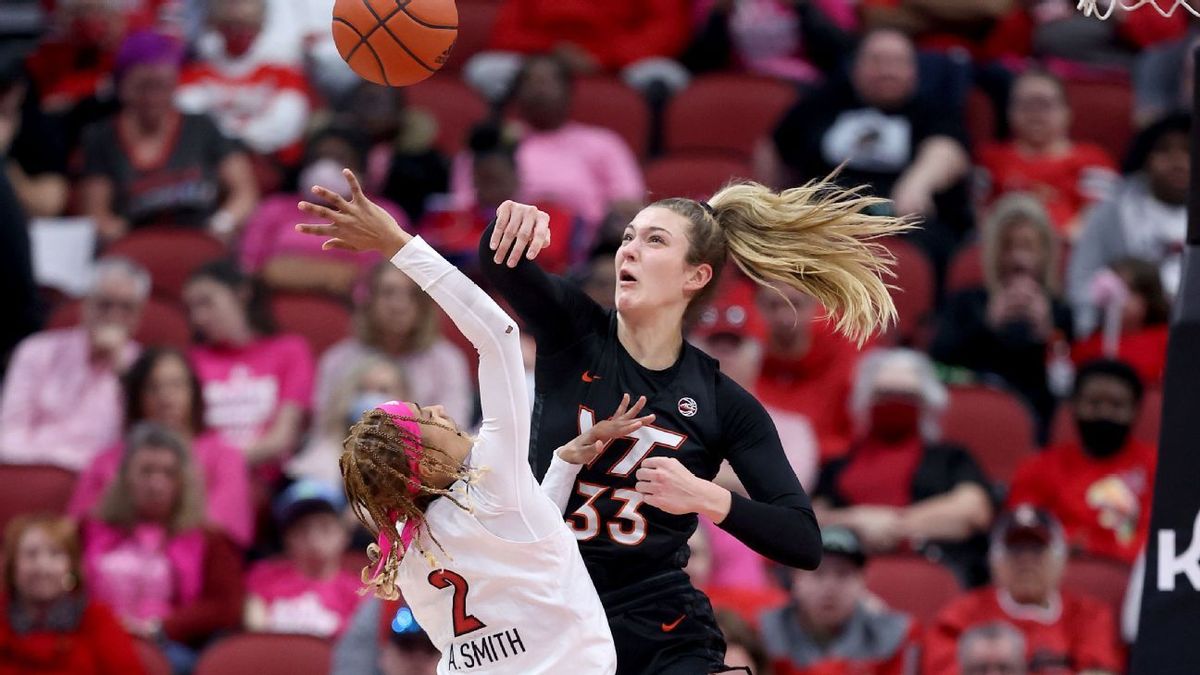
top-left (331, 0), bottom-right (458, 87)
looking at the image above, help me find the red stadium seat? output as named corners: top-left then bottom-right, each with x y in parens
top-left (1062, 555), bottom-right (1132, 618)
top-left (865, 555), bottom-right (962, 625)
top-left (966, 88), bottom-right (997, 145)
top-left (46, 297), bottom-right (191, 349)
top-left (104, 227), bottom-right (226, 300)
top-left (0, 465), bottom-right (77, 535)
top-left (1049, 387), bottom-right (1163, 447)
top-left (444, 0), bottom-right (499, 72)
top-left (644, 155), bottom-right (752, 201)
top-left (942, 385), bottom-right (1037, 485)
top-left (136, 639), bottom-right (172, 675)
top-left (193, 634), bottom-right (331, 675)
top-left (1064, 79), bottom-right (1134, 161)
top-left (665, 74), bottom-right (798, 159)
top-left (881, 237), bottom-right (935, 347)
top-left (406, 78), bottom-right (489, 156)
top-left (270, 292), bottom-right (352, 357)
top-left (946, 240), bottom-right (985, 295)
top-left (572, 77), bottom-right (650, 160)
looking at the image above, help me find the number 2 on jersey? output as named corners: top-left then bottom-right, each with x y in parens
top-left (428, 569), bottom-right (486, 636)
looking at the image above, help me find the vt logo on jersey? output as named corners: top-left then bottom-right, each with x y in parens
top-left (568, 407), bottom-right (689, 546)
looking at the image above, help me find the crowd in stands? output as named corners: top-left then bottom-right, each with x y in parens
top-left (0, 0), bottom-right (1193, 673)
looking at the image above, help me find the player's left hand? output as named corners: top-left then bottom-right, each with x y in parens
top-left (636, 457), bottom-right (732, 523)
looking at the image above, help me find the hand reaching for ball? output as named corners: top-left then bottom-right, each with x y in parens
top-left (295, 169), bottom-right (410, 257)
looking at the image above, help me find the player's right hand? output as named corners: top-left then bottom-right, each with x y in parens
top-left (491, 200), bottom-right (551, 268)
top-left (296, 168), bottom-right (410, 257)
top-left (557, 394), bottom-right (654, 465)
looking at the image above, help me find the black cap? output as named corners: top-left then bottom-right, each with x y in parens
top-left (821, 526), bottom-right (867, 567)
top-left (994, 504), bottom-right (1063, 549)
top-left (272, 479), bottom-right (346, 531)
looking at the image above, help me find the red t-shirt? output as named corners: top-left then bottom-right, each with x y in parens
top-left (1071, 325), bottom-right (1168, 388)
top-left (922, 588), bottom-right (1122, 675)
top-left (976, 142), bottom-right (1116, 235)
top-left (1008, 439), bottom-right (1156, 564)
top-left (0, 598), bottom-right (145, 675)
top-left (773, 622), bottom-right (921, 675)
top-left (755, 321), bottom-right (862, 460)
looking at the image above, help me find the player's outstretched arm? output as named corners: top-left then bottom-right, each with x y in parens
top-left (296, 170), bottom-right (532, 504)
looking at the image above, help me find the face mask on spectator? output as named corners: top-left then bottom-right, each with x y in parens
top-left (300, 158), bottom-right (352, 201)
top-left (219, 25), bottom-right (258, 57)
top-left (1076, 418), bottom-right (1131, 458)
top-left (347, 391), bottom-right (395, 427)
top-left (868, 391), bottom-right (921, 442)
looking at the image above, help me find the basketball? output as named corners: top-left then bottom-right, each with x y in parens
top-left (331, 0), bottom-right (458, 87)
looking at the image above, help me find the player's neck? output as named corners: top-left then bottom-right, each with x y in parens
top-left (616, 312), bottom-right (684, 371)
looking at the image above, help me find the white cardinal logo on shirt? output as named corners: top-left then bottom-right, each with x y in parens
top-left (677, 398), bottom-right (698, 418)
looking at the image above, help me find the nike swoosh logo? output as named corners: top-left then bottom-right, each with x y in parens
top-left (661, 614), bottom-right (685, 632)
top-left (582, 371), bottom-right (601, 383)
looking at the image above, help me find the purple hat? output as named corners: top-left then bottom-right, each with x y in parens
top-left (114, 30), bottom-right (183, 83)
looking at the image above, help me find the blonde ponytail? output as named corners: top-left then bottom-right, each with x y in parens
top-left (656, 180), bottom-right (913, 345)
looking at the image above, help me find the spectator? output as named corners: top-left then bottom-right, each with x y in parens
top-left (976, 69), bottom-right (1117, 240)
top-left (815, 348), bottom-right (994, 585)
top-left (184, 259), bottom-right (314, 484)
top-left (244, 480), bottom-right (360, 637)
top-left (716, 609), bottom-right (772, 675)
top-left (423, 123), bottom-right (576, 274)
top-left (0, 515), bottom-right (144, 675)
top-left (1, 50), bottom-right (69, 218)
top-left (859, 0), bottom-right (1013, 56)
top-left (754, 283), bottom-right (861, 460)
top-left (82, 423), bottom-right (244, 672)
top-left (332, 598), bottom-right (440, 675)
top-left (332, 83), bottom-right (448, 223)
top-left (1066, 112), bottom-right (1190, 336)
top-left (78, 30), bottom-right (258, 245)
top-left (0, 257), bottom-right (146, 471)
top-left (957, 622), bottom-right (1028, 675)
top-left (69, 347), bottom-right (254, 548)
top-left (239, 126), bottom-right (409, 296)
top-left (692, 278), bottom-right (819, 490)
top-left (682, 0), bottom-right (857, 84)
top-left (922, 506), bottom-right (1123, 674)
top-left (176, 0), bottom-right (312, 165)
top-left (0, 133), bottom-right (42, 379)
top-left (1071, 258), bottom-right (1170, 387)
top-left (1008, 359), bottom-right (1154, 565)
top-left (450, 55), bottom-right (645, 246)
top-left (576, 239), bottom-right (620, 309)
top-left (288, 354), bottom-right (407, 485)
top-left (25, 0), bottom-right (125, 115)
top-left (465, 0), bottom-right (691, 100)
top-left (314, 261), bottom-right (472, 426)
top-left (770, 28), bottom-right (970, 268)
top-left (1133, 31), bottom-right (1199, 126)
top-left (762, 526), bottom-right (919, 675)
top-left (930, 194), bottom-right (1073, 436)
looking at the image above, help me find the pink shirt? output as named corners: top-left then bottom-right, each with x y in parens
top-left (83, 520), bottom-right (206, 625)
top-left (245, 559), bottom-right (362, 637)
top-left (0, 327), bottom-right (139, 471)
top-left (701, 519), bottom-right (772, 591)
top-left (69, 432), bottom-right (254, 548)
top-left (239, 193), bottom-right (407, 274)
top-left (190, 334), bottom-right (315, 453)
top-left (451, 121), bottom-right (644, 236)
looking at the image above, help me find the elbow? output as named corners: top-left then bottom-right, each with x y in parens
top-left (786, 510), bottom-right (824, 570)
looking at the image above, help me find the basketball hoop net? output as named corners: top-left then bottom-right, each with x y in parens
top-left (1077, 0), bottom-right (1200, 19)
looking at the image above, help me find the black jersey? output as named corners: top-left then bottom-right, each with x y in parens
top-left (479, 221), bottom-right (821, 600)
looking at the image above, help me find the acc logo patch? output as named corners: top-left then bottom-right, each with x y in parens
top-left (677, 397), bottom-right (698, 417)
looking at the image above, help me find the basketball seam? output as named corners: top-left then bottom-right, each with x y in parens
top-left (364, 0), bottom-right (437, 73)
top-left (336, 3), bottom-right (407, 86)
top-left (398, 5), bottom-right (457, 30)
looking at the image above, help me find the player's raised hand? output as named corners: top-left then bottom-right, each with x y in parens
top-left (296, 168), bottom-right (410, 257)
top-left (556, 394), bottom-right (654, 465)
top-left (636, 457), bottom-right (733, 522)
top-left (490, 200), bottom-right (551, 268)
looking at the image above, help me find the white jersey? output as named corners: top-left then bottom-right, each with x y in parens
top-left (388, 238), bottom-right (616, 675)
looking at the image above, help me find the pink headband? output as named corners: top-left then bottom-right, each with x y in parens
top-left (372, 401), bottom-right (425, 579)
